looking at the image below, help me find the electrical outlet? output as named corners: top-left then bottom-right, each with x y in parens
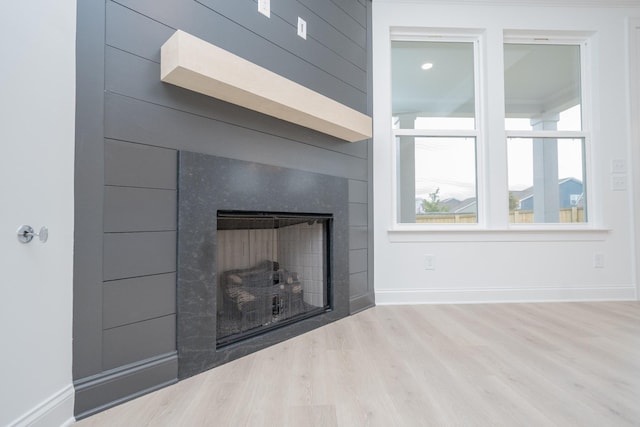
top-left (297, 17), bottom-right (307, 39)
top-left (258, 0), bottom-right (270, 18)
top-left (612, 175), bottom-right (627, 191)
top-left (593, 252), bottom-right (604, 269)
top-left (424, 254), bottom-right (435, 270)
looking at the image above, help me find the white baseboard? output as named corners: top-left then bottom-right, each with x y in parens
top-left (375, 285), bottom-right (638, 305)
top-left (9, 384), bottom-right (75, 427)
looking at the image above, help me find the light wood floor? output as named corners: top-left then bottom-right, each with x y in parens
top-left (75, 302), bottom-right (640, 426)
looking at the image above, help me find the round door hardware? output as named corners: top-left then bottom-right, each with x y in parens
top-left (17, 225), bottom-right (49, 244)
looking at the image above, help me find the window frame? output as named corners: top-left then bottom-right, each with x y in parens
top-left (390, 29), bottom-right (486, 229)
top-left (503, 32), bottom-right (593, 229)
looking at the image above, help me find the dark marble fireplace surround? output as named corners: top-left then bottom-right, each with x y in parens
top-left (177, 152), bottom-right (349, 379)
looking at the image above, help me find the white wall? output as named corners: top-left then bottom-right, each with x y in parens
top-left (0, 1), bottom-right (76, 426)
top-left (373, 0), bottom-right (640, 304)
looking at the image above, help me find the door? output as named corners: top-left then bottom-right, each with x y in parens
top-left (0, 1), bottom-right (75, 424)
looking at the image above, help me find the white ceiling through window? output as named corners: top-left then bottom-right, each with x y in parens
top-left (391, 40), bottom-right (581, 121)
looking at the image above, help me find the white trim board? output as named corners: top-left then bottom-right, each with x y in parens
top-left (376, 286), bottom-right (638, 305)
top-left (8, 385), bottom-right (75, 427)
top-left (160, 30), bottom-right (372, 143)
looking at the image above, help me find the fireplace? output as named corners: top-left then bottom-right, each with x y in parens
top-left (177, 152), bottom-right (349, 379)
top-left (216, 211), bottom-right (332, 347)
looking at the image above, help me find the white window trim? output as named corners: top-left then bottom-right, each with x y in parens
top-left (390, 29), bottom-right (486, 230)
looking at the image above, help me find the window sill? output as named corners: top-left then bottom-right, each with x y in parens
top-left (387, 224), bottom-right (611, 242)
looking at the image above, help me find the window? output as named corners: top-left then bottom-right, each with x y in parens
top-left (504, 42), bottom-right (587, 224)
top-left (390, 31), bottom-right (590, 228)
top-left (391, 38), bottom-right (480, 224)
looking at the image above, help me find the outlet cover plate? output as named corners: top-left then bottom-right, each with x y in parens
top-left (612, 175), bottom-right (627, 191)
top-left (424, 254), bottom-right (435, 270)
top-left (612, 159), bottom-right (626, 174)
top-left (593, 252), bottom-right (604, 268)
top-left (258, 0), bottom-right (270, 18)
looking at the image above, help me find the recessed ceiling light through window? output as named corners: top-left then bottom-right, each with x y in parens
top-left (421, 62), bottom-right (433, 70)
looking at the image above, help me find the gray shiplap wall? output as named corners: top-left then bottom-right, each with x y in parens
top-left (74, 0), bottom-right (373, 418)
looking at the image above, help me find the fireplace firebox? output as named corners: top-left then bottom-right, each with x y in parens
top-left (216, 212), bottom-right (332, 347)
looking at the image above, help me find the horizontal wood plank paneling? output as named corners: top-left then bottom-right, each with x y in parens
top-left (198, 0), bottom-right (366, 71)
top-left (105, 141), bottom-right (177, 189)
top-left (348, 179), bottom-right (368, 203)
top-left (104, 187), bottom-right (176, 232)
top-left (331, 0), bottom-right (367, 27)
top-left (104, 46), bottom-right (368, 158)
top-left (103, 315), bottom-right (176, 370)
top-left (104, 93), bottom-right (368, 181)
top-left (349, 226), bottom-right (368, 250)
top-left (111, 0), bottom-right (366, 112)
top-left (349, 203), bottom-right (368, 227)
top-left (272, 3), bottom-right (366, 69)
top-left (349, 248), bottom-right (368, 274)
top-left (103, 274), bottom-right (176, 329)
top-left (103, 231), bottom-right (176, 281)
top-left (106, 1), bottom-right (173, 63)
top-left (298, 0), bottom-right (366, 46)
top-left (349, 271), bottom-right (368, 297)
top-left (195, 0), bottom-right (366, 90)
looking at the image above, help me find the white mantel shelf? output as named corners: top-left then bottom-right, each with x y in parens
top-left (160, 30), bottom-right (372, 143)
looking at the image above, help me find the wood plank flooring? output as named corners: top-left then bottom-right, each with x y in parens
top-left (75, 302), bottom-right (640, 426)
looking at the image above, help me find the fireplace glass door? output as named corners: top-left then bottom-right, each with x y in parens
top-left (216, 212), bottom-right (331, 347)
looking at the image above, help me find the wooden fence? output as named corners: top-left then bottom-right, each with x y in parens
top-left (416, 207), bottom-right (585, 224)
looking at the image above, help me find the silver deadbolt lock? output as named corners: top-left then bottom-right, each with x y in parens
top-left (17, 225), bottom-right (49, 244)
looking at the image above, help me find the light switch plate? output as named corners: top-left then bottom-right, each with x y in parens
top-left (297, 17), bottom-right (307, 39)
